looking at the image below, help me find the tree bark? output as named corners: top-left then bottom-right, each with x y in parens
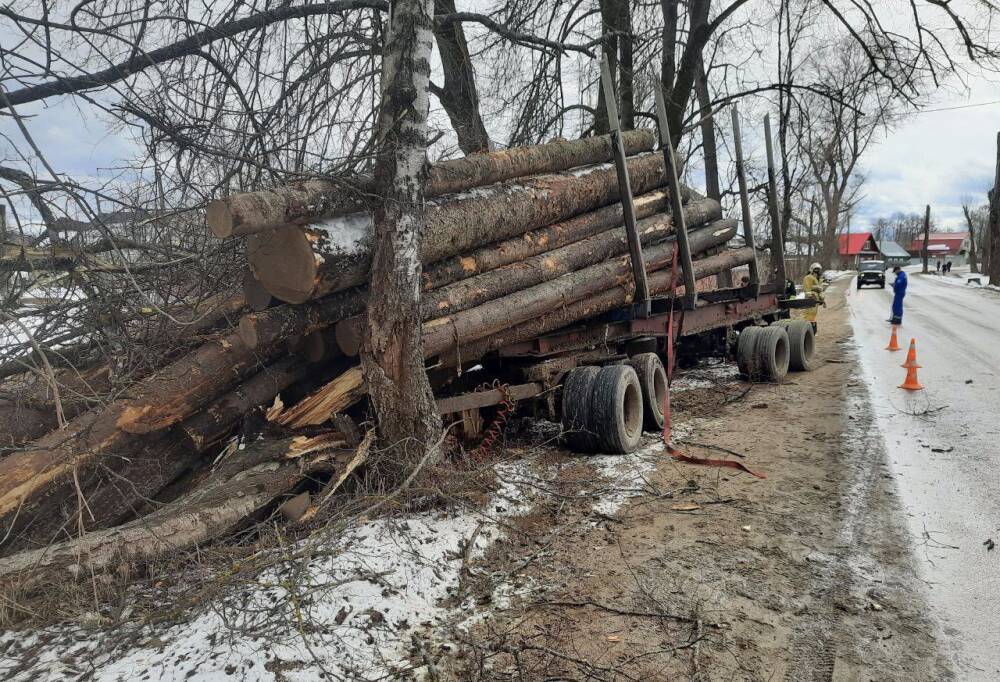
top-left (421, 220), bottom-right (738, 358)
top-left (419, 198), bottom-right (720, 318)
top-left (432, 0), bottom-right (490, 154)
top-left (420, 189), bottom-right (672, 289)
top-left (988, 134), bottom-right (1000, 284)
top-left (247, 152), bottom-right (674, 303)
top-left (452, 246), bottom-right (756, 360)
top-left (360, 0), bottom-right (443, 466)
top-left (210, 130), bottom-right (655, 238)
top-left (0, 436), bottom-right (352, 588)
top-left (963, 205), bottom-right (979, 274)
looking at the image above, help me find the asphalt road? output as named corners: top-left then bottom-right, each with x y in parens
top-left (847, 268), bottom-right (1000, 679)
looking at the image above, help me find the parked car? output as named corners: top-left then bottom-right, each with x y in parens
top-left (857, 260), bottom-right (886, 289)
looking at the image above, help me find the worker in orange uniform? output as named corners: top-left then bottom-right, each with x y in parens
top-left (802, 263), bottom-right (826, 334)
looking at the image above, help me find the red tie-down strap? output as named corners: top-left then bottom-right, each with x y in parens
top-left (661, 248), bottom-right (765, 479)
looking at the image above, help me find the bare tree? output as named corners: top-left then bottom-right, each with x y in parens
top-left (360, 0), bottom-right (443, 470)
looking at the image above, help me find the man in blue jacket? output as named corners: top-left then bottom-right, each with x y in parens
top-left (889, 266), bottom-right (907, 324)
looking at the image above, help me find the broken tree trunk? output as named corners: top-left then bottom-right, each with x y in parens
top-left (420, 220), bottom-right (739, 358)
top-left (4, 356), bottom-right (317, 553)
top-left (0, 329), bottom-right (282, 547)
top-left (208, 130), bottom-right (656, 239)
top-left (246, 152), bottom-right (674, 303)
top-left (0, 436), bottom-right (354, 589)
top-left (360, 0), bottom-right (443, 464)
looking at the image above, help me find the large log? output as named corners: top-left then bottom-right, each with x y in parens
top-left (331, 199), bottom-right (723, 355)
top-left (279, 247), bottom-right (754, 428)
top-left (0, 436), bottom-right (354, 588)
top-left (208, 130), bottom-right (656, 238)
top-left (455, 247), bottom-right (758, 359)
top-left (246, 152), bottom-right (676, 303)
top-left (421, 220), bottom-right (739, 358)
top-left (421, 198), bottom-right (721, 319)
top-left (4, 357), bottom-right (315, 553)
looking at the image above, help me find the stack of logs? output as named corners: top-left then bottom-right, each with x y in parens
top-left (0, 129), bottom-right (753, 586)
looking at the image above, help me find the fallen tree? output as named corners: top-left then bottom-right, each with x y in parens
top-left (0, 435), bottom-right (357, 589)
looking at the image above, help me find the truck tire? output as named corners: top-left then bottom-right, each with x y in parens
top-left (628, 353), bottom-right (666, 431)
top-left (561, 366), bottom-right (600, 452)
top-left (755, 325), bottom-right (790, 381)
top-left (737, 326), bottom-right (763, 379)
top-left (778, 319), bottom-right (816, 371)
top-left (590, 365), bottom-right (644, 454)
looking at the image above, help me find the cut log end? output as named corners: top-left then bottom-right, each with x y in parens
top-left (247, 227), bottom-right (318, 304)
top-left (335, 318), bottom-right (362, 357)
top-left (238, 315), bottom-right (260, 349)
top-left (206, 200), bottom-right (235, 239)
top-left (242, 269), bottom-right (273, 312)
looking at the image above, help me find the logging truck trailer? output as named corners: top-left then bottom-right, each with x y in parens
top-left (435, 285), bottom-right (818, 455)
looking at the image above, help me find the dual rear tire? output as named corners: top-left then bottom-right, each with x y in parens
top-left (561, 356), bottom-right (665, 454)
top-left (737, 324), bottom-right (793, 381)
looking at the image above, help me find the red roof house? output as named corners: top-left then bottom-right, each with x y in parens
top-left (906, 232), bottom-right (969, 257)
top-left (834, 232), bottom-right (879, 268)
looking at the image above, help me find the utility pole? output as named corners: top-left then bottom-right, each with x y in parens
top-left (922, 204), bottom-right (931, 274)
top-left (989, 132), bottom-right (1000, 284)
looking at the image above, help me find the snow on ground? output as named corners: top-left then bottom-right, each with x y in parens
top-left (0, 414), bottom-right (706, 681)
top-left (847, 271), bottom-right (1000, 679)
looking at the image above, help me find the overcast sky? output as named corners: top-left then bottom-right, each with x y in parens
top-left (2, 10), bottom-right (999, 236)
top-left (857, 73), bottom-right (1000, 231)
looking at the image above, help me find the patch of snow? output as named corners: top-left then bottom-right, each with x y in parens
top-left (0, 460), bottom-right (547, 682)
top-left (307, 211), bottom-right (372, 257)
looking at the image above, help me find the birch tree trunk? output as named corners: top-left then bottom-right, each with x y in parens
top-left (361, 0), bottom-right (442, 467)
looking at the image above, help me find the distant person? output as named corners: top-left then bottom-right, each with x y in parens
top-left (889, 266), bottom-right (907, 325)
top-left (946, 260), bottom-right (953, 273)
top-left (802, 263), bottom-right (825, 334)
top-left (936, 260), bottom-right (941, 273)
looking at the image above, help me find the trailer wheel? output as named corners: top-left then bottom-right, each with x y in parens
top-left (561, 366), bottom-right (600, 452)
top-left (590, 365), bottom-right (644, 454)
top-left (628, 353), bottom-right (666, 431)
top-left (737, 326), bottom-right (763, 379)
top-left (755, 326), bottom-right (790, 381)
top-left (777, 319), bottom-right (816, 371)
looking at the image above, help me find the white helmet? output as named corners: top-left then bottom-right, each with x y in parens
top-left (810, 262), bottom-right (822, 272)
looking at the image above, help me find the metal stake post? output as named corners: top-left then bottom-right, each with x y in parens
top-left (600, 55), bottom-right (650, 317)
top-left (730, 106), bottom-right (760, 297)
top-left (652, 83), bottom-right (697, 309)
top-left (763, 114), bottom-right (787, 289)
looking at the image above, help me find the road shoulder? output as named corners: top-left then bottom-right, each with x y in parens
top-left (443, 280), bottom-right (952, 680)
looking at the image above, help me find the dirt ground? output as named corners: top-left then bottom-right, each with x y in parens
top-left (439, 279), bottom-right (954, 681)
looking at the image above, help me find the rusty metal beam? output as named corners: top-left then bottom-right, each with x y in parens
top-left (436, 382), bottom-right (544, 415)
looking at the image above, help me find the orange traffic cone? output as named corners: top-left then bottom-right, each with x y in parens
top-left (885, 326), bottom-right (901, 351)
top-left (901, 339), bottom-right (921, 369)
top-left (899, 364), bottom-right (924, 391)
